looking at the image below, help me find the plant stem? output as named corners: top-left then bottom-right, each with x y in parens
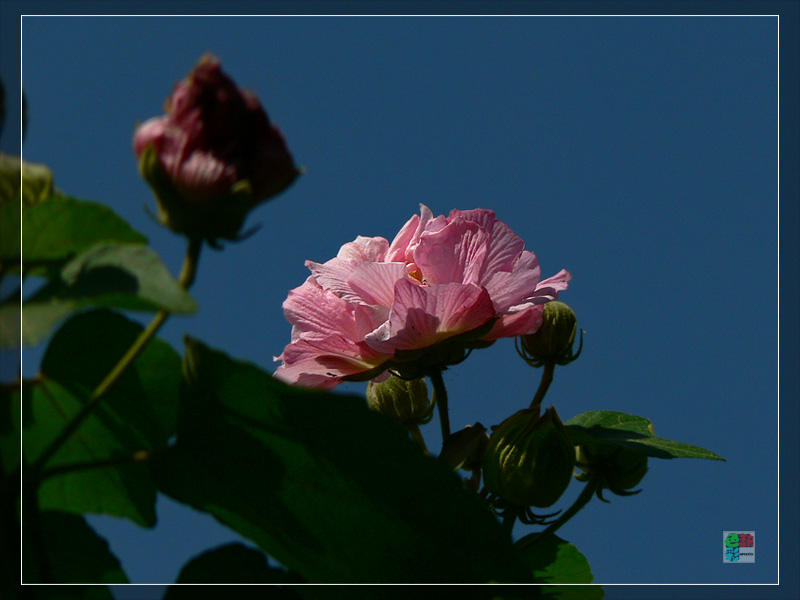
top-left (529, 361), bottom-right (555, 412)
top-left (31, 237), bottom-right (202, 473)
top-left (40, 448), bottom-right (156, 482)
top-left (406, 423), bottom-right (429, 455)
top-left (516, 472), bottom-right (603, 551)
top-left (429, 369), bottom-right (450, 442)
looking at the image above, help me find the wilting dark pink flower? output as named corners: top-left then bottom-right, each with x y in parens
top-left (275, 205), bottom-right (570, 389)
top-left (133, 54), bottom-right (298, 241)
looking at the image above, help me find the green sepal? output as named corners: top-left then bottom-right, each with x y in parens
top-left (138, 144), bottom-right (301, 246)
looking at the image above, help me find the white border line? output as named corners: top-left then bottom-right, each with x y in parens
top-left (18, 12), bottom-right (781, 588)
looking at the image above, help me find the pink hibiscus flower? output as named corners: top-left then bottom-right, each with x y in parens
top-left (275, 205), bottom-right (570, 389)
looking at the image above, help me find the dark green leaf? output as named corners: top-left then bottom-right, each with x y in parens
top-left (6, 192), bottom-right (147, 276)
top-left (0, 382), bottom-right (20, 477)
top-left (23, 510), bottom-right (127, 588)
top-left (3, 242), bottom-right (197, 348)
top-left (17, 310), bottom-right (183, 525)
top-left (565, 411), bottom-right (725, 461)
top-left (151, 338), bottom-right (527, 583)
top-left (163, 543), bottom-right (303, 600)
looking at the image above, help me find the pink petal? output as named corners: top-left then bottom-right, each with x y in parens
top-left (347, 262), bottom-right (408, 307)
top-left (307, 236), bottom-right (392, 304)
top-left (177, 151), bottom-right (236, 201)
top-left (528, 269), bottom-right (571, 303)
top-left (449, 208), bottom-right (531, 282)
top-left (364, 279), bottom-right (496, 353)
top-left (482, 250), bottom-right (543, 313)
top-left (336, 235), bottom-right (390, 263)
top-left (385, 214), bottom-right (419, 262)
top-left (132, 116), bottom-right (170, 156)
top-left (282, 277), bottom-right (364, 343)
top-left (404, 204), bottom-right (447, 262)
top-left (274, 336), bottom-right (388, 390)
top-left (413, 219), bottom-right (489, 285)
top-left (306, 257), bottom-right (363, 304)
top-left (482, 305), bottom-right (546, 341)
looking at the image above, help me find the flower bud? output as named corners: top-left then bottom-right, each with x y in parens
top-left (366, 375), bottom-right (433, 426)
top-left (483, 407), bottom-right (575, 508)
top-left (133, 54), bottom-right (299, 244)
top-left (575, 443), bottom-right (649, 498)
top-left (517, 301), bottom-right (581, 367)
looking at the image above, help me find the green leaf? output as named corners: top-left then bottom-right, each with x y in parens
top-left (2, 242), bottom-right (197, 348)
top-left (16, 310), bottom-right (183, 525)
top-left (15, 379), bottom-right (157, 526)
top-left (23, 510), bottom-right (127, 588)
top-left (565, 411), bottom-right (725, 461)
top-left (501, 534), bottom-right (603, 600)
top-left (163, 543), bottom-right (304, 599)
top-left (517, 534), bottom-right (595, 584)
top-left (151, 338), bottom-right (527, 583)
top-left (4, 192), bottom-right (147, 277)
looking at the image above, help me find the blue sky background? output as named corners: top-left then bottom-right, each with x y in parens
top-left (2, 7), bottom-right (796, 599)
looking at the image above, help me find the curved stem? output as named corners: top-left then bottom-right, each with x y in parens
top-left (529, 362), bottom-right (555, 412)
top-left (516, 472), bottom-right (603, 551)
top-left (429, 369), bottom-right (450, 442)
top-left (40, 448), bottom-right (157, 482)
top-left (31, 237), bottom-right (203, 473)
top-left (406, 423), bottom-right (429, 455)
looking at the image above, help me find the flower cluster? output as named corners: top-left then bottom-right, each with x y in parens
top-left (275, 205), bottom-right (570, 389)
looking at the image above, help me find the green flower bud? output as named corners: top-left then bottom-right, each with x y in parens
top-left (575, 443), bottom-right (649, 499)
top-left (483, 407), bottom-right (575, 508)
top-left (366, 375), bottom-right (433, 426)
top-left (517, 301), bottom-right (582, 367)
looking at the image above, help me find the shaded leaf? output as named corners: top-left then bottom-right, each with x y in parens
top-left (565, 411), bottom-right (725, 461)
top-left (5, 192), bottom-right (147, 277)
top-left (163, 543), bottom-right (303, 600)
top-left (3, 242), bottom-right (196, 348)
top-left (15, 310), bottom-right (183, 525)
top-left (151, 338), bottom-right (527, 583)
top-left (23, 510), bottom-right (127, 589)
top-left (439, 422), bottom-right (488, 470)
top-left (0, 382), bottom-right (20, 477)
